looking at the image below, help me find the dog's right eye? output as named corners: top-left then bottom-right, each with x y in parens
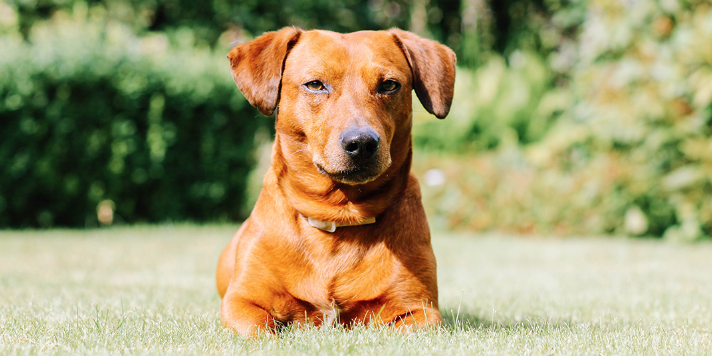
top-left (304, 81), bottom-right (326, 92)
top-left (378, 80), bottom-right (401, 94)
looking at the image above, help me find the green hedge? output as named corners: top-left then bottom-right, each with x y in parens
top-left (9, 0), bottom-right (561, 69)
top-left (0, 13), bottom-right (264, 227)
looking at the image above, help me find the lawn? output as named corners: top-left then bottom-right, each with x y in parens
top-left (1, 225), bottom-right (711, 355)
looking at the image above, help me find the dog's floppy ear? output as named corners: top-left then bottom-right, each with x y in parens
top-left (227, 27), bottom-right (302, 116)
top-left (389, 29), bottom-right (456, 119)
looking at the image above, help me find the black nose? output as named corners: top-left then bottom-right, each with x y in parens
top-left (340, 127), bottom-right (380, 160)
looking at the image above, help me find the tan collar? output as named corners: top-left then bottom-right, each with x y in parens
top-left (305, 215), bottom-right (376, 233)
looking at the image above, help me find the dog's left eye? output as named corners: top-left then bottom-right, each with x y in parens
top-left (304, 81), bottom-right (326, 91)
top-left (379, 80), bottom-right (401, 93)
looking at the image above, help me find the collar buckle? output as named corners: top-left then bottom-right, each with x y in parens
top-left (305, 215), bottom-right (376, 233)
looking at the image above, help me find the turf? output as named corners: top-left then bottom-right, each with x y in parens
top-left (1, 225), bottom-right (711, 355)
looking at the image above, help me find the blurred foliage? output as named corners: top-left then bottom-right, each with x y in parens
top-left (414, 0), bottom-right (712, 241)
top-left (7, 0), bottom-right (573, 67)
top-left (10, 0), bottom-right (423, 58)
top-left (2, 0), bottom-right (711, 240)
top-left (0, 6), bottom-right (262, 227)
top-left (414, 52), bottom-right (556, 151)
top-left (533, 0), bottom-right (712, 241)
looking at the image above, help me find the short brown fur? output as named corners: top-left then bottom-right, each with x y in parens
top-left (217, 27), bottom-right (456, 336)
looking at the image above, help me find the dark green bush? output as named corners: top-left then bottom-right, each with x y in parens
top-left (9, 0), bottom-right (570, 69)
top-left (11, 0), bottom-right (415, 47)
top-left (0, 12), bottom-right (264, 227)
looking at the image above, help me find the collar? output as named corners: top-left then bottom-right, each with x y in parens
top-left (305, 215), bottom-right (376, 233)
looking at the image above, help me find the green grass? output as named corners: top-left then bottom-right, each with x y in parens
top-left (1, 225), bottom-right (711, 355)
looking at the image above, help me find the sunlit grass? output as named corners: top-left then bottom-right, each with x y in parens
top-left (1, 225), bottom-right (711, 355)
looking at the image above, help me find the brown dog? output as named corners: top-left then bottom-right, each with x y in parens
top-left (216, 27), bottom-right (456, 336)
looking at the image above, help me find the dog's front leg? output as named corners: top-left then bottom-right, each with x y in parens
top-left (389, 305), bottom-right (442, 329)
top-left (220, 293), bottom-right (277, 337)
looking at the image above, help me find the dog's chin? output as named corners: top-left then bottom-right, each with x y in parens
top-left (315, 163), bottom-right (385, 185)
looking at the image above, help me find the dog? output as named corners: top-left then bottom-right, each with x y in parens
top-left (216, 27), bottom-right (456, 336)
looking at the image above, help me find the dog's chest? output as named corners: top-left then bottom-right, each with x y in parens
top-left (318, 299), bottom-right (341, 326)
top-left (296, 239), bottom-right (398, 308)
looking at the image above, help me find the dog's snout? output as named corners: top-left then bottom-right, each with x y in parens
top-left (340, 127), bottom-right (380, 160)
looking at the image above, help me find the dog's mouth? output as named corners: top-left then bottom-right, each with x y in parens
top-left (315, 163), bottom-right (383, 185)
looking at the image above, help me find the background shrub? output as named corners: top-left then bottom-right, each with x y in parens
top-left (412, 0), bottom-right (712, 241)
top-left (9, 0), bottom-right (565, 67)
top-left (2, 0), bottom-right (711, 240)
top-left (533, 0), bottom-right (712, 241)
top-left (0, 10), bottom-right (264, 227)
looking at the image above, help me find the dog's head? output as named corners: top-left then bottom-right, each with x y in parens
top-left (228, 28), bottom-right (455, 185)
